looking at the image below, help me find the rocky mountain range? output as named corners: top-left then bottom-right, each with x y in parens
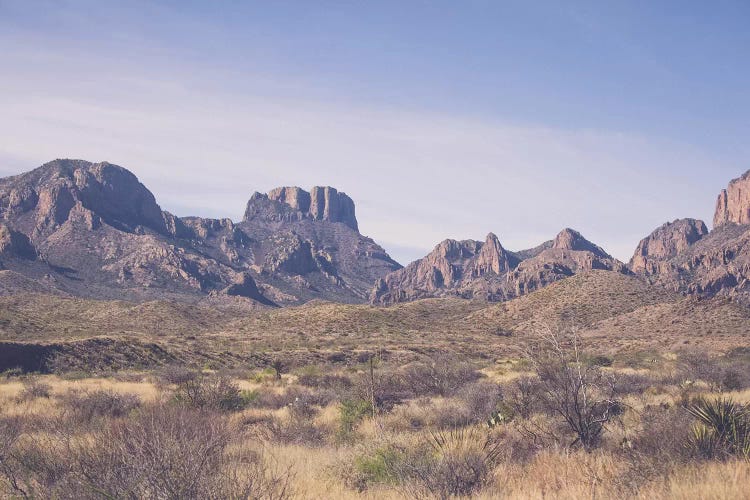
top-left (628, 170), bottom-right (750, 305)
top-left (0, 159), bottom-right (749, 309)
top-left (0, 159), bottom-right (400, 306)
top-left (370, 229), bottom-right (626, 304)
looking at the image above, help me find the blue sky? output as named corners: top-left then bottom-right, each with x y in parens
top-left (0, 0), bottom-right (748, 264)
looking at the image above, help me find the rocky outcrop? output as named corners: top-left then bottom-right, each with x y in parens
top-left (371, 229), bottom-right (625, 305)
top-left (506, 229), bottom-right (628, 297)
top-left (244, 186), bottom-right (358, 231)
top-left (628, 169), bottom-right (750, 305)
top-left (370, 233), bottom-right (514, 304)
top-left (629, 219), bottom-right (709, 275)
top-left (221, 272), bottom-right (276, 305)
top-left (553, 228), bottom-right (611, 257)
top-left (714, 170), bottom-right (750, 227)
top-left (0, 159), bottom-right (169, 237)
top-left (0, 160), bottom-right (400, 305)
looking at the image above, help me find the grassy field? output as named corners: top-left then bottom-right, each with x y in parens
top-left (1, 271), bottom-right (750, 498)
top-left (1, 343), bottom-right (750, 498)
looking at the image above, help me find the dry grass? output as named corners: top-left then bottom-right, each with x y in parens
top-left (2, 271), bottom-right (750, 497)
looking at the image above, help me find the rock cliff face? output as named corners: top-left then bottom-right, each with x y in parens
top-left (371, 229), bottom-right (627, 305)
top-left (628, 170), bottom-right (750, 305)
top-left (714, 170), bottom-right (750, 227)
top-left (245, 186), bottom-right (358, 231)
top-left (0, 160), bottom-right (400, 305)
top-left (629, 219), bottom-right (709, 275)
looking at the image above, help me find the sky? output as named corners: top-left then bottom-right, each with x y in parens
top-left (0, 0), bottom-right (748, 265)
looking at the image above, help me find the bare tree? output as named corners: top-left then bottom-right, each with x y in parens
top-left (522, 325), bottom-right (621, 451)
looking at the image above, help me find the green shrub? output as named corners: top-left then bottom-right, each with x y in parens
top-left (353, 446), bottom-right (403, 487)
top-left (338, 399), bottom-right (372, 438)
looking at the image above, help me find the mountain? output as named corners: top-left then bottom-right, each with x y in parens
top-left (0, 159), bottom-right (400, 305)
top-left (370, 228), bottom-right (628, 305)
top-left (629, 169), bottom-right (750, 305)
top-left (628, 218), bottom-right (709, 275)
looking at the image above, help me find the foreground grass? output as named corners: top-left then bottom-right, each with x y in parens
top-left (1, 341), bottom-right (749, 499)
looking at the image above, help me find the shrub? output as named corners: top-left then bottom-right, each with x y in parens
top-left (60, 390), bottom-right (141, 424)
top-left (250, 386), bottom-right (311, 410)
top-left (17, 379), bottom-right (51, 401)
top-left (402, 355), bottom-right (481, 397)
top-left (721, 367), bottom-right (750, 392)
top-left (0, 416), bottom-right (25, 497)
top-left (1, 368), bottom-right (23, 379)
top-left (339, 399), bottom-right (373, 438)
top-left (523, 328), bottom-right (623, 450)
top-left (157, 364), bottom-right (199, 386)
top-left (458, 380), bottom-right (504, 424)
top-left (396, 427), bottom-right (503, 499)
top-left (678, 350), bottom-right (724, 390)
top-left (174, 373), bottom-right (246, 412)
top-left (506, 376), bottom-right (544, 419)
top-left (345, 445), bottom-right (405, 491)
top-left (69, 404), bottom-right (294, 499)
top-left (587, 354), bottom-right (614, 367)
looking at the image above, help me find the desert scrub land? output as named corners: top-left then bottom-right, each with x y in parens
top-left (1, 330), bottom-right (750, 499)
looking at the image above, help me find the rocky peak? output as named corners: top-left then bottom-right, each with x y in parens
top-left (0, 159), bottom-right (168, 236)
top-left (714, 170), bottom-right (750, 228)
top-left (244, 186), bottom-right (358, 231)
top-left (553, 228), bottom-right (611, 258)
top-left (629, 218), bottom-right (708, 275)
top-left (473, 233), bottom-right (511, 276)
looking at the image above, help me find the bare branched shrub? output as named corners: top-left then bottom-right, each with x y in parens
top-left (251, 386), bottom-right (311, 410)
top-left (157, 364), bottom-right (199, 386)
top-left (17, 378), bottom-right (51, 402)
top-left (458, 380), bottom-right (504, 423)
top-left (678, 350), bottom-right (725, 391)
top-left (615, 404), bottom-right (693, 492)
top-left (174, 373), bottom-right (246, 412)
top-left (520, 326), bottom-right (623, 451)
top-left (60, 389), bottom-right (141, 424)
top-left (403, 354), bottom-right (481, 398)
top-left (0, 416), bottom-right (27, 497)
top-left (69, 405), bottom-right (293, 499)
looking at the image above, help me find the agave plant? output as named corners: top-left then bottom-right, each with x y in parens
top-left (686, 397), bottom-right (750, 460)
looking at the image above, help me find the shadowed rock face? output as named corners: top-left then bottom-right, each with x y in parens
top-left (629, 219), bottom-right (709, 275)
top-left (371, 229), bottom-right (626, 305)
top-left (0, 223), bottom-right (36, 261)
top-left (0, 159), bottom-right (399, 305)
top-left (244, 186), bottom-right (358, 231)
top-left (714, 170), bottom-right (750, 227)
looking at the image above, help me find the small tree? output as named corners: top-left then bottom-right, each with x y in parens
top-left (271, 359), bottom-right (286, 381)
top-left (523, 326), bottom-right (622, 451)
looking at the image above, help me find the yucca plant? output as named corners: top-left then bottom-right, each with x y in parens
top-left (686, 397), bottom-right (750, 460)
top-left (421, 427), bottom-right (504, 498)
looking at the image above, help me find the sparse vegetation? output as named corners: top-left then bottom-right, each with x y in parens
top-left (2, 275), bottom-right (750, 498)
